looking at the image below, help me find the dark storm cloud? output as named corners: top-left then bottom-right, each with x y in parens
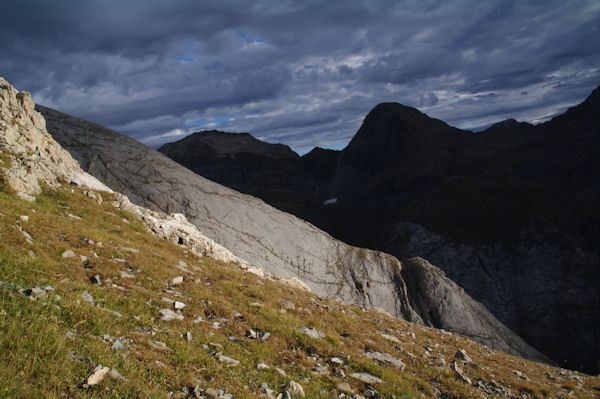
top-left (1, 0), bottom-right (599, 153)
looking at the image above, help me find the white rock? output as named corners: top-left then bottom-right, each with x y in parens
top-left (217, 354), bottom-right (240, 366)
top-left (62, 249), bottom-right (75, 259)
top-left (172, 276), bottom-right (184, 285)
top-left (329, 357), bottom-right (344, 365)
top-left (232, 310), bottom-right (243, 319)
top-left (379, 333), bottom-right (402, 345)
top-left (150, 340), bottom-right (170, 350)
top-left (365, 351), bottom-right (406, 370)
top-left (86, 366), bottom-right (110, 386)
top-left (299, 327), bottom-right (325, 339)
top-left (350, 372), bottom-right (383, 384)
top-left (286, 380), bottom-right (305, 397)
top-left (159, 308), bottom-right (184, 321)
top-left (29, 287), bottom-right (47, 299)
top-left (280, 299), bottom-right (295, 310)
top-left (337, 382), bottom-right (353, 394)
top-left (17, 225), bottom-right (32, 242)
top-left (174, 301), bottom-right (186, 310)
top-left (19, 215), bottom-right (29, 222)
top-left (256, 362), bottom-right (270, 370)
top-left (80, 291), bottom-right (95, 306)
top-left (120, 271), bottom-right (135, 279)
top-left (455, 349), bottom-right (472, 363)
top-left (451, 361), bottom-right (472, 384)
top-left (282, 276), bottom-right (311, 292)
top-left (111, 339), bottom-right (125, 352)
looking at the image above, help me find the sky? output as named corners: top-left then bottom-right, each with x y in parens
top-left (1, 0), bottom-right (599, 154)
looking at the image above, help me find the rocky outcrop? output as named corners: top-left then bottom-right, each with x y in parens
top-left (37, 103), bottom-right (548, 363)
top-left (0, 77), bottom-right (108, 195)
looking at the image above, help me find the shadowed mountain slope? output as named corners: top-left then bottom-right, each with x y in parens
top-left (157, 87), bottom-right (600, 372)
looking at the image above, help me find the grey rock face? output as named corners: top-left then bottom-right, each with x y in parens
top-left (401, 257), bottom-right (548, 362)
top-left (38, 105), bottom-right (546, 363)
top-left (390, 221), bottom-right (599, 371)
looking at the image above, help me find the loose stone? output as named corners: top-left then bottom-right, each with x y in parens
top-left (337, 382), bottom-right (353, 394)
top-left (62, 249), bottom-right (75, 258)
top-left (86, 366), bottom-right (110, 386)
top-left (172, 276), bottom-right (184, 285)
top-left (350, 372), bottom-right (383, 384)
top-left (298, 327), bottom-right (325, 339)
top-left (286, 381), bottom-right (305, 398)
top-left (160, 308), bottom-right (184, 321)
top-left (217, 354), bottom-right (240, 367)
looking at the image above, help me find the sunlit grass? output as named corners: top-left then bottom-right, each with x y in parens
top-left (0, 182), bottom-right (598, 398)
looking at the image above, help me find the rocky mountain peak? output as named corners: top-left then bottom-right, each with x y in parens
top-left (349, 102), bottom-right (464, 147)
top-left (159, 130), bottom-right (298, 160)
top-left (483, 118), bottom-right (535, 134)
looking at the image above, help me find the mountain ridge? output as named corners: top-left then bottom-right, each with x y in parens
top-left (157, 85), bottom-right (600, 372)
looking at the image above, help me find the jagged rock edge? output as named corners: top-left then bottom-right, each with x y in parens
top-left (0, 76), bottom-right (306, 292)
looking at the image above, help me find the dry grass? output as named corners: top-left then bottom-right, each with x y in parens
top-left (0, 183), bottom-right (598, 398)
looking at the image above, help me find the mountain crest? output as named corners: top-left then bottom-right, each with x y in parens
top-left (160, 130), bottom-right (298, 160)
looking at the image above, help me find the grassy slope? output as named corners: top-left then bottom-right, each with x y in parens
top-left (0, 182), bottom-right (598, 398)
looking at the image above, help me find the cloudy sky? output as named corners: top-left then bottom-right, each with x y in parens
top-left (2, 0), bottom-right (599, 154)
